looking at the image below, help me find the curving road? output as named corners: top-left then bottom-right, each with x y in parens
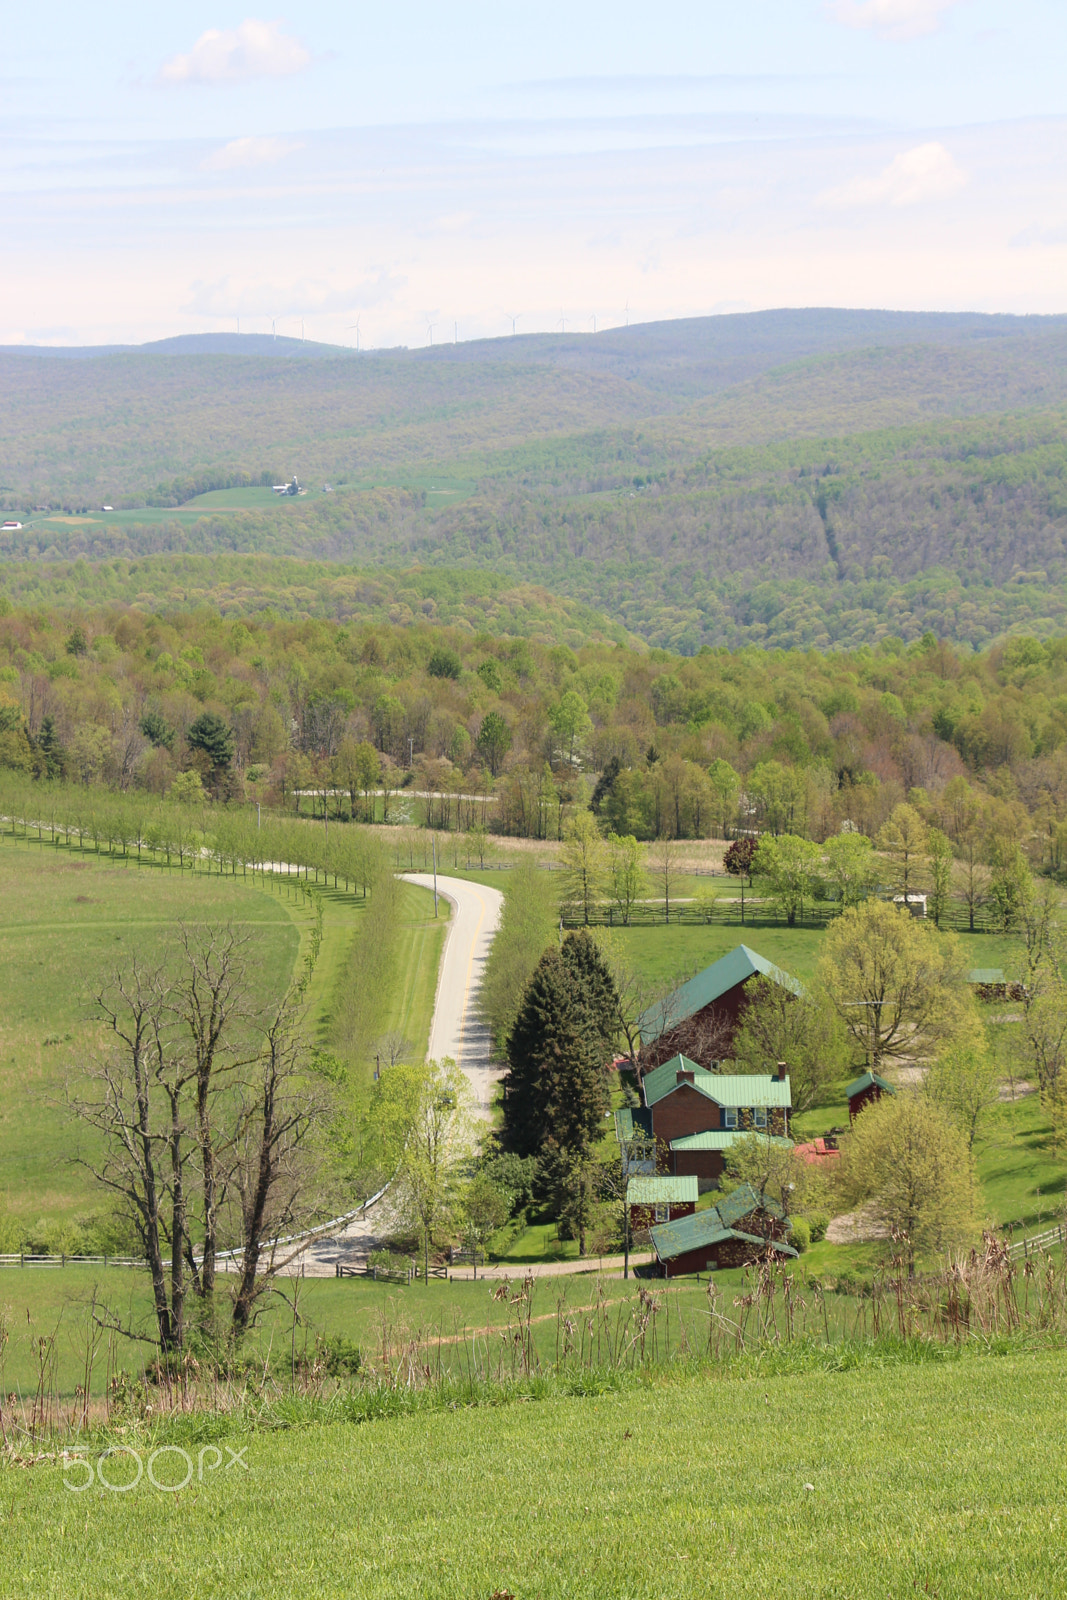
top-left (400, 874), bottom-right (504, 1117)
top-left (274, 873), bottom-right (504, 1276)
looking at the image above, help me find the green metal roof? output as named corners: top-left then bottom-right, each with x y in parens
top-left (626, 1175), bottom-right (699, 1206)
top-left (968, 968), bottom-right (1006, 985)
top-left (642, 1054), bottom-right (792, 1110)
top-left (715, 1183), bottom-right (785, 1229)
top-left (670, 1130), bottom-right (794, 1152)
top-left (638, 944), bottom-right (804, 1043)
top-left (648, 1182), bottom-right (793, 1262)
top-left (844, 1069), bottom-right (896, 1100)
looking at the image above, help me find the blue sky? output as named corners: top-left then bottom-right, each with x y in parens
top-left (2, 2), bottom-right (1065, 346)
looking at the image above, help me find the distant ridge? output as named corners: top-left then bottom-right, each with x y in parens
top-left (4, 309), bottom-right (1067, 383)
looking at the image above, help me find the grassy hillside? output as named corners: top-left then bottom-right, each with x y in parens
top-left (7, 1346), bottom-right (1067, 1597)
top-left (4, 310), bottom-right (1067, 649)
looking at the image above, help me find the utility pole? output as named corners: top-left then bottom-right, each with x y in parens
top-left (432, 833), bottom-right (439, 918)
top-left (408, 735), bottom-right (415, 769)
top-left (256, 801), bottom-right (261, 831)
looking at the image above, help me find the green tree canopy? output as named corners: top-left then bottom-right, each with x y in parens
top-left (503, 949), bottom-right (608, 1160)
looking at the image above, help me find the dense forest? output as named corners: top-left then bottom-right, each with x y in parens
top-left (2, 311), bottom-right (1067, 650)
top-left (3, 600), bottom-right (1067, 871)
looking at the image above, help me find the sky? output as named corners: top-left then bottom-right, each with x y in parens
top-left (2, 1), bottom-right (1065, 348)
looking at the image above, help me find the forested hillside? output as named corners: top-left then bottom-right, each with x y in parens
top-left (3, 598), bottom-right (1067, 868)
top-left (2, 309), bottom-right (1067, 649)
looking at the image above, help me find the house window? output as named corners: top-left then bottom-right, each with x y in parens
top-left (723, 1108), bottom-right (738, 1130)
top-left (754, 1106), bottom-right (767, 1129)
top-left (654, 1203), bottom-right (670, 1222)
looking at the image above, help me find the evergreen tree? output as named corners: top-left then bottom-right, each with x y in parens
top-left (504, 950), bottom-right (607, 1159)
top-left (559, 930), bottom-right (620, 1061)
top-left (187, 711), bottom-right (235, 773)
top-left (36, 715), bottom-right (64, 780)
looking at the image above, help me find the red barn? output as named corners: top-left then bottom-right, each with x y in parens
top-left (638, 944), bottom-right (803, 1071)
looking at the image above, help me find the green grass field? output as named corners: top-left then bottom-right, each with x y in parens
top-left (0, 843), bottom-right (300, 1231)
top-left (0, 841), bottom-right (446, 1237)
top-left (5, 1344), bottom-right (1067, 1597)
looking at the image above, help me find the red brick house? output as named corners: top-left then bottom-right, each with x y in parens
top-left (648, 1183), bottom-right (798, 1277)
top-left (626, 1174), bottom-right (697, 1234)
top-left (642, 1054), bottom-right (791, 1174)
top-left (846, 1070), bottom-right (896, 1124)
top-left (638, 944), bottom-right (803, 1070)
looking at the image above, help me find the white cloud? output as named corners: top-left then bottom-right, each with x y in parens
top-left (828, 0), bottom-right (969, 41)
top-left (201, 136), bottom-right (303, 171)
top-left (160, 19), bottom-right (310, 86)
top-left (819, 142), bottom-right (968, 209)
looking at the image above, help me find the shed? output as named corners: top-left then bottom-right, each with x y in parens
top-left (638, 945), bottom-right (803, 1069)
top-left (626, 1174), bottom-right (698, 1230)
top-left (845, 1069), bottom-right (896, 1123)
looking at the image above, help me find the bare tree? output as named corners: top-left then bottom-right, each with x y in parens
top-left (230, 994), bottom-right (327, 1333)
top-left (173, 925), bottom-right (254, 1302)
top-left (70, 961), bottom-right (192, 1353)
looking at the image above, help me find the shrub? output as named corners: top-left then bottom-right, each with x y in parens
top-left (789, 1216), bottom-right (811, 1253)
top-left (807, 1211), bottom-right (830, 1244)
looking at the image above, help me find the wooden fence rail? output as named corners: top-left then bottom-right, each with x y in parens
top-left (1008, 1224), bottom-right (1067, 1261)
top-left (0, 1253), bottom-right (144, 1269)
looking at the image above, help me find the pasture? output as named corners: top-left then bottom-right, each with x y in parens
top-left (0, 841), bottom-right (445, 1240)
top-left (5, 1344), bottom-right (1067, 1597)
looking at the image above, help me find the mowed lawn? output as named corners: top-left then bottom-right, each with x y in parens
top-left (0, 842), bottom-right (300, 1230)
top-left (7, 1348), bottom-right (1067, 1598)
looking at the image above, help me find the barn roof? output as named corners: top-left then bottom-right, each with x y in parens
top-left (638, 944), bottom-right (804, 1044)
top-left (648, 1182), bottom-right (794, 1263)
top-left (649, 1195), bottom-right (798, 1264)
top-left (670, 1130), bottom-right (794, 1152)
top-left (642, 1055), bottom-right (792, 1111)
top-left (968, 968), bottom-right (1006, 985)
top-left (845, 1070), bottom-right (896, 1100)
top-left (626, 1175), bottom-right (699, 1206)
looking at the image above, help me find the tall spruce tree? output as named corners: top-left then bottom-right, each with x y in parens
top-left (504, 949), bottom-right (607, 1159)
top-left (559, 930), bottom-right (620, 1062)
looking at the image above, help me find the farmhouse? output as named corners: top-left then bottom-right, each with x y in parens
top-left (648, 1182), bottom-right (798, 1277)
top-left (846, 1069), bottom-right (896, 1123)
top-left (642, 1053), bottom-right (791, 1157)
top-left (638, 944), bottom-right (803, 1069)
top-left (626, 1174), bottom-right (697, 1232)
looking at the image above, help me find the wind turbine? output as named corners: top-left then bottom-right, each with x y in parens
top-left (559, 308), bottom-right (566, 333)
top-left (453, 321), bottom-right (458, 345)
top-left (624, 299), bottom-right (630, 328)
top-left (426, 321), bottom-right (436, 346)
top-left (504, 312), bottom-right (519, 336)
top-left (271, 317), bottom-right (276, 340)
top-left (590, 312), bottom-right (597, 334)
top-left (301, 318), bottom-right (305, 342)
top-left (236, 315), bottom-right (240, 335)
top-left (347, 316), bottom-right (361, 351)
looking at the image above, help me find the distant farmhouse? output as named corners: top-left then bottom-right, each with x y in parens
top-left (638, 944), bottom-right (803, 1070)
top-left (642, 1054), bottom-right (792, 1186)
top-left (649, 1182), bottom-right (797, 1277)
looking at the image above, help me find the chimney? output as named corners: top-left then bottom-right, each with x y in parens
top-left (775, 1061), bottom-right (788, 1083)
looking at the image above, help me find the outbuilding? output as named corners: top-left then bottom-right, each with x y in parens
top-left (648, 1183), bottom-right (797, 1277)
top-left (626, 1174), bottom-right (698, 1232)
top-left (846, 1069), bottom-right (896, 1123)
